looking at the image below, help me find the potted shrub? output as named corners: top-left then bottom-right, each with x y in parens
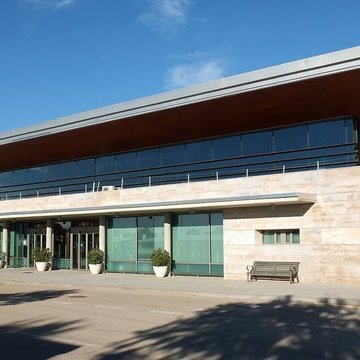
top-left (151, 248), bottom-right (171, 278)
top-left (33, 248), bottom-right (51, 272)
top-left (0, 251), bottom-right (6, 269)
top-left (88, 248), bottom-right (104, 275)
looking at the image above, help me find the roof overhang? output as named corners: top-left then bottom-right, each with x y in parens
top-left (0, 192), bottom-right (316, 220)
top-left (1, 46), bottom-right (360, 171)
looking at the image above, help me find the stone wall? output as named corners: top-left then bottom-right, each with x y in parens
top-left (0, 166), bottom-right (359, 283)
top-left (222, 167), bottom-right (360, 284)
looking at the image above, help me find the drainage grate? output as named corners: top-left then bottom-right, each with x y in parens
top-left (68, 295), bottom-right (86, 298)
top-left (22, 271), bottom-right (34, 274)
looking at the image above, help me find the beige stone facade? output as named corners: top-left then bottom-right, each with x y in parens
top-left (0, 166), bottom-right (359, 283)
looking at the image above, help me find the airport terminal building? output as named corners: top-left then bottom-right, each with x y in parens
top-left (0, 47), bottom-right (359, 283)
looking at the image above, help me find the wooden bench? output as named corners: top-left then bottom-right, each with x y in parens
top-left (246, 261), bottom-right (299, 283)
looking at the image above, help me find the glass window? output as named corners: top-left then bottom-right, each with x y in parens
top-left (172, 213), bottom-right (223, 276)
top-left (309, 119), bottom-right (346, 147)
top-left (273, 124), bottom-right (307, 151)
top-left (96, 155), bottom-right (117, 175)
top-left (137, 148), bottom-right (160, 169)
top-left (43, 164), bottom-right (59, 181)
top-left (116, 152), bottom-right (137, 171)
top-left (13, 169), bottom-right (28, 185)
top-left (77, 159), bottom-right (95, 177)
top-left (172, 214), bottom-right (210, 264)
top-left (242, 130), bottom-right (273, 156)
top-left (212, 136), bottom-right (241, 159)
top-left (292, 230), bottom-right (300, 244)
top-left (345, 117), bottom-right (357, 143)
top-left (107, 217), bottom-right (137, 261)
top-left (262, 229), bottom-right (300, 244)
top-left (59, 161), bottom-right (77, 179)
top-left (210, 213), bottom-right (223, 264)
top-left (137, 216), bottom-right (164, 260)
top-left (27, 167), bottom-right (43, 183)
top-left (137, 216), bottom-right (155, 260)
top-left (263, 231), bottom-right (274, 244)
top-left (0, 171), bottom-right (13, 187)
top-left (161, 144), bottom-right (185, 166)
top-left (186, 140), bottom-right (211, 162)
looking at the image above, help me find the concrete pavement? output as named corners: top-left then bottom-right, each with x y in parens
top-left (0, 268), bottom-right (359, 307)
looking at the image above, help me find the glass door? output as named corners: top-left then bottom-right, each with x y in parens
top-left (27, 234), bottom-right (46, 268)
top-left (70, 233), bottom-right (99, 270)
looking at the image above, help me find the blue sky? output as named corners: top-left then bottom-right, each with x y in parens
top-left (1, 0), bottom-right (360, 131)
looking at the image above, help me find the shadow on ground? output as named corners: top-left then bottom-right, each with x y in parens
top-left (0, 318), bottom-right (81, 359)
top-left (98, 296), bottom-right (360, 360)
top-left (0, 289), bottom-right (78, 306)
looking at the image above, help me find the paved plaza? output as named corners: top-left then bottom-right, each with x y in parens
top-left (0, 268), bottom-right (359, 306)
top-left (0, 269), bottom-right (359, 359)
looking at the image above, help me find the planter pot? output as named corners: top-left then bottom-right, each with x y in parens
top-left (35, 262), bottom-right (48, 272)
top-left (89, 263), bottom-right (102, 275)
top-left (153, 265), bottom-right (168, 278)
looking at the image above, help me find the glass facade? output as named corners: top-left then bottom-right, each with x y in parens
top-left (9, 223), bottom-right (28, 267)
top-left (0, 116), bottom-right (357, 200)
top-left (106, 213), bottom-right (223, 276)
top-left (172, 213), bottom-right (223, 276)
top-left (107, 216), bottom-right (164, 273)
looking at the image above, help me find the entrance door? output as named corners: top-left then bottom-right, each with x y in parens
top-left (27, 234), bottom-right (46, 267)
top-left (70, 233), bottom-right (99, 270)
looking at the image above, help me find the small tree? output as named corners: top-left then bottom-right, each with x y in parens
top-left (33, 248), bottom-right (51, 262)
top-left (151, 248), bottom-right (171, 267)
top-left (88, 248), bottom-right (104, 265)
top-left (0, 252), bottom-right (6, 262)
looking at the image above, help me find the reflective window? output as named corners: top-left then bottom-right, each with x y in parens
top-left (172, 213), bottom-right (223, 276)
top-left (77, 159), bottom-right (95, 177)
top-left (107, 217), bottom-right (137, 261)
top-left (262, 229), bottom-right (300, 244)
top-left (0, 171), bottom-right (13, 187)
top-left (137, 148), bottom-right (160, 168)
top-left (0, 116), bottom-right (356, 198)
top-left (96, 155), bottom-right (116, 174)
top-left (161, 144), bottom-right (185, 166)
top-left (242, 130), bottom-right (273, 155)
top-left (309, 119), bottom-right (346, 147)
top-left (186, 140), bottom-right (211, 162)
top-left (273, 124), bottom-right (307, 151)
top-left (59, 161), bottom-right (77, 179)
top-left (137, 216), bottom-right (164, 260)
top-left (13, 169), bottom-right (28, 185)
top-left (28, 167), bottom-right (43, 183)
top-left (212, 136), bottom-right (240, 159)
top-left (345, 117), bottom-right (357, 143)
top-left (43, 164), bottom-right (59, 181)
top-left (116, 152), bottom-right (137, 171)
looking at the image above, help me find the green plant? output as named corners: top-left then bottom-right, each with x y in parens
top-left (0, 252), bottom-right (6, 262)
top-left (88, 248), bottom-right (104, 265)
top-left (151, 248), bottom-right (171, 267)
top-left (33, 247), bottom-right (51, 262)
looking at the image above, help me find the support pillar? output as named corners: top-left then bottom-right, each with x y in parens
top-left (46, 219), bottom-right (53, 252)
top-left (2, 222), bottom-right (9, 267)
top-left (99, 216), bottom-right (106, 253)
top-left (46, 219), bottom-right (53, 270)
top-left (164, 213), bottom-right (171, 254)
